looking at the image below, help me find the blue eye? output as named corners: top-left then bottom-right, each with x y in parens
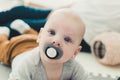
top-left (64, 37), bottom-right (71, 43)
top-left (49, 30), bottom-right (55, 35)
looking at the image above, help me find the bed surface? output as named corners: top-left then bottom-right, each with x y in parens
top-left (0, 63), bottom-right (11, 80)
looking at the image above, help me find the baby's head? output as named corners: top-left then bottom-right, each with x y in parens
top-left (37, 8), bottom-right (85, 63)
top-left (46, 8), bottom-right (85, 42)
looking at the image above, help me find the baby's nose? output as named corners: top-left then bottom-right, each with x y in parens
top-left (52, 37), bottom-right (61, 47)
top-left (52, 35), bottom-right (62, 47)
top-left (52, 40), bottom-right (61, 47)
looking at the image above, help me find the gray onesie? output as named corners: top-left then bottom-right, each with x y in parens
top-left (8, 47), bottom-right (88, 80)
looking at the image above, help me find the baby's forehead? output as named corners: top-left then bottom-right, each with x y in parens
top-left (49, 9), bottom-right (80, 20)
top-left (46, 9), bottom-right (85, 37)
top-left (49, 9), bottom-right (84, 26)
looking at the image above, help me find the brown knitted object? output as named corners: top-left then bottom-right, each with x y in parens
top-left (0, 29), bottom-right (38, 66)
top-left (91, 31), bottom-right (120, 66)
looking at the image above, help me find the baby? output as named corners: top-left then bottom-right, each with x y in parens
top-left (8, 8), bottom-right (88, 80)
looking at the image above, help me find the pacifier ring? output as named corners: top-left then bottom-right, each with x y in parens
top-left (44, 43), bottom-right (63, 59)
top-left (46, 47), bottom-right (58, 59)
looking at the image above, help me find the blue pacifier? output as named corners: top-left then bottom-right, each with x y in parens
top-left (44, 43), bottom-right (63, 59)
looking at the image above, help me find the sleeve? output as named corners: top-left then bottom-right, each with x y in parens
top-left (71, 62), bottom-right (89, 80)
top-left (8, 53), bottom-right (33, 80)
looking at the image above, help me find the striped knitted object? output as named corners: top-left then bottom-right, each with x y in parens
top-left (91, 31), bottom-right (120, 66)
top-left (0, 27), bottom-right (10, 36)
top-left (10, 19), bottom-right (30, 34)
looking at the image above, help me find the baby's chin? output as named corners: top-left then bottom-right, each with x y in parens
top-left (44, 58), bottom-right (64, 64)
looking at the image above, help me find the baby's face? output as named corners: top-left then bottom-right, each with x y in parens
top-left (38, 12), bottom-right (85, 64)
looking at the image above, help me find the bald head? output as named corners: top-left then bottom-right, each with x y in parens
top-left (45, 8), bottom-right (85, 44)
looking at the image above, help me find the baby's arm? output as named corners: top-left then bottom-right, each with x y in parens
top-left (72, 61), bottom-right (88, 80)
top-left (8, 52), bottom-right (32, 80)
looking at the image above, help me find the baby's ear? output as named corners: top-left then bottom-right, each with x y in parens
top-left (76, 46), bottom-right (82, 54)
top-left (71, 46), bottom-right (82, 59)
top-left (37, 28), bottom-right (44, 43)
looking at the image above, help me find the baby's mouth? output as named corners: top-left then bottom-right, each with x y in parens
top-left (43, 43), bottom-right (63, 59)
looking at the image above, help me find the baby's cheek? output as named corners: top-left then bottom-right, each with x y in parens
top-left (63, 53), bottom-right (72, 59)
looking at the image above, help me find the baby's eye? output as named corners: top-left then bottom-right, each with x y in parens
top-left (49, 30), bottom-right (55, 35)
top-left (64, 37), bottom-right (72, 43)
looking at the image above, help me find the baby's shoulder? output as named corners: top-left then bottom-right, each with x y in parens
top-left (65, 59), bottom-right (83, 70)
top-left (12, 47), bottom-right (40, 67)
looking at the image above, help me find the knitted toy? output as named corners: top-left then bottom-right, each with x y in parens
top-left (70, 0), bottom-right (120, 66)
top-left (0, 19), bottom-right (38, 66)
top-left (91, 31), bottom-right (120, 66)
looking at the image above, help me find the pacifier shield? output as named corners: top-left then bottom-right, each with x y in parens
top-left (44, 43), bottom-right (63, 59)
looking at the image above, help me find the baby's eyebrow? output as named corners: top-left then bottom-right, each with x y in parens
top-left (65, 32), bottom-right (74, 36)
top-left (47, 27), bottom-right (54, 31)
top-left (64, 34), bottom-right (73, 41)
